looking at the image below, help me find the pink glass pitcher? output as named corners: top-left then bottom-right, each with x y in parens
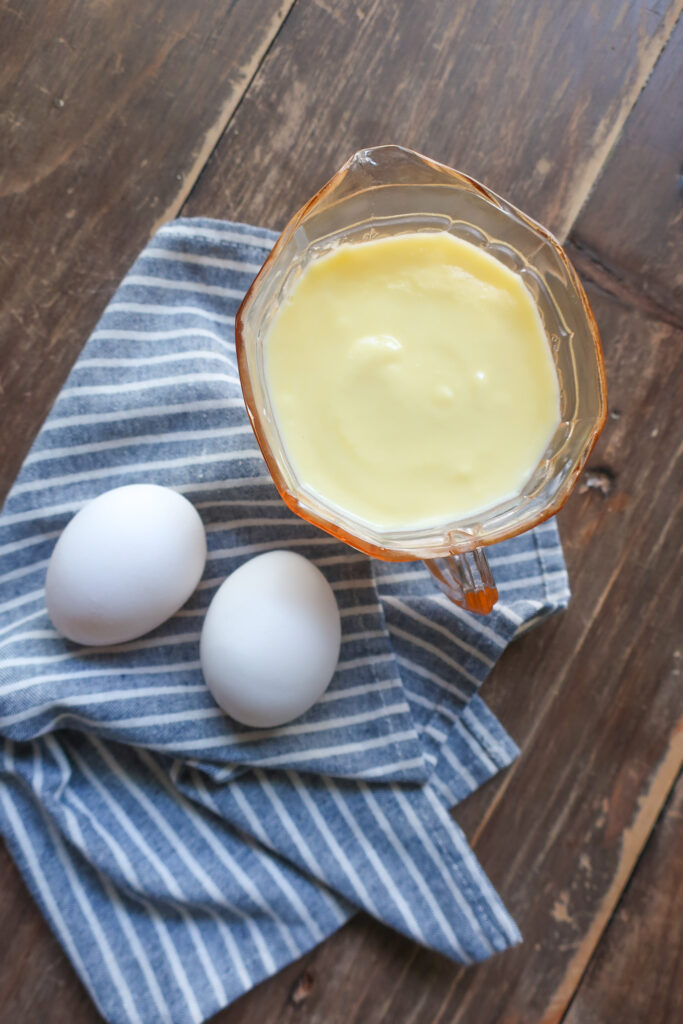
top-left (235, 146), bottom-right (607, 614)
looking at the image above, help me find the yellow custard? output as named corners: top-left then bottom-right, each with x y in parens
top-left (264, 231), bottom-right (560, 529)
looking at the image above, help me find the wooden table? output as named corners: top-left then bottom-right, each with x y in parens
top-left (1, 2), bottom-right (681, 1021)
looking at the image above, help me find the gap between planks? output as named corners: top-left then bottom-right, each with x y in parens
top-left (567, 241), bottom-right (683, 331)
top-left (550, 721), bottom-right (683, 1024)
top-left (152, 0), bottom-right (298, 234)
top-left (458, 0), bottom-right (683, 948)
top-left (557, 0), bottom-right (683, 240)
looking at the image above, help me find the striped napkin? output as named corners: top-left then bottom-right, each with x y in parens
top-left (0, 220), bottom-right (570, 1024)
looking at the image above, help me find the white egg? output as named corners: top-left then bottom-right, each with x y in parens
top-left (200, 550), bottom-right (341, 728)
top-left (46, 484), bottom-right (206, 646)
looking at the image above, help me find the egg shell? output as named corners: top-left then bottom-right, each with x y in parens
top-left (46, 484), bottom-right (207, 646)
top-left (200, 550), bottom-right (341, 728)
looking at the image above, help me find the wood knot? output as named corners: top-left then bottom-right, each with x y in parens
top-left (578, 466), bottom-right (615, 497)
top-left (289, 969), bottom-right (315, 1007)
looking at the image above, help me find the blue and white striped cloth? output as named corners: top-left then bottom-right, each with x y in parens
top-left (0, 219), bottom-right (570, 1024)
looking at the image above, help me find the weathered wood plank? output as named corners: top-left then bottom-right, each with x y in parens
top-left (2, 2), bottom-right (682, 1023)
top-left (0, 0), bottom-right (295, 501)
top-left (563, 773), bottom-right (683, 1024)
top-left (184, 0), bottom-right (682, 241)
top-left (569, 15), bottom-right (683, 326)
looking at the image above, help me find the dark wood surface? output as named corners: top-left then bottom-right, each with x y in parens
top-left (564, 774), bottom-right (683, 1024)
top-left (1, 2), bottom-right (682, 1022)
top-left (184, 0), bottom-right (680, 239)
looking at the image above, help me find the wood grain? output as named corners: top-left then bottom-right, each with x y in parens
top-left (210, 285), bottom-right (682, 1024)
top-left (563, 773), bottom-right (683, 1024)
top-left (569, 15), bottom-right (683, 326)
top-left (0, 0), bottom-right (295, 501)
top-left (2, 2), bottom-right (683, 1023)
top-left (184, 0), bottom-right (682, 239)
top-left (0, 851), bottom-right (95, 1022)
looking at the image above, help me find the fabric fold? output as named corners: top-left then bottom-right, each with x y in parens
top-left (0, 218), bottom-right (570, 1024)
top-left (175, 762), bottom-right (521, 963)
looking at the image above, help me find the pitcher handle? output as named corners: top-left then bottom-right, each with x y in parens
top-left (424, 548), bottom-right (498, 615)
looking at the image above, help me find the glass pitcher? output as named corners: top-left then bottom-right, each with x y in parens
top-left (235, 146), bottom-right (607, 614)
